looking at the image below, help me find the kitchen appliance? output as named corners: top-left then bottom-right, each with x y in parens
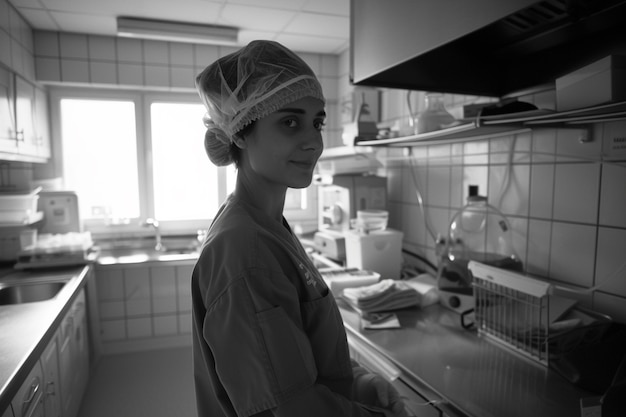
top-left (314, 174), bottom-right (387, 260)
top-left (345, 228), bottom-right (403, 280)
top-left (37, 191), bottom-right (81, 234)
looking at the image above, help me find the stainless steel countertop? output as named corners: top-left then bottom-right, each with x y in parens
top-left (0, 265), bottom-right (90, 413)
top-left (339, 301), bottom-right (594, 417)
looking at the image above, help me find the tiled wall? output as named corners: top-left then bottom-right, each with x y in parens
top-left (31, 30), bottom-right (343, 147)
top-left (337, 50), bottom-right (626, 323)
top-left (95, 262), bottom-right (194, 353)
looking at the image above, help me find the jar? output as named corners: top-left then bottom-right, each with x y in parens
top-left (437, 186), bottom-right (523, 310)
top-left (415, 93), bottom-right (455, 134)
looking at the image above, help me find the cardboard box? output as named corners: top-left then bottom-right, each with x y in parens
top-left (556, 55), bottom-right (626, 111)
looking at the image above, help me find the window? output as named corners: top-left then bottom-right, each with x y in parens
top-left (49, 88), bottom-right (318, 237)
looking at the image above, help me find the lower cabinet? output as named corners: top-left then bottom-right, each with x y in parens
top-left (4, 287), bottom-right (89, 417)
top-left (11, 361), bottom-right (44, 417)
top-left (58, 290), bottom-right (89, 417)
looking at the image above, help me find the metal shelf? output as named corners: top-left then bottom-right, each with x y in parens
top-left (354, 101), bottom-right (626, 148)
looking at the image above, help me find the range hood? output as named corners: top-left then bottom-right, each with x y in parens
top-left (351, 0), bottom-right (626, 97)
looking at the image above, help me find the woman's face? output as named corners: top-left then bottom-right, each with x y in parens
top-left (239, 96), bottom-right (325, 190)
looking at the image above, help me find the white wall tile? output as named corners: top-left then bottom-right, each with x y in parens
top-left (550, 222), bottom-right (596, 287)
top-left (599, 163), bottom-right (626, 228)
top-left (88, 35), bottom-right (116, 61)
top-left (555, 127), bottom-right (601, 162)
top-left (59, 33), bottom-right (88, 59)
top-left (33, 31), bottom-right (58, 57)
top-left (99, 301), bottom-right (125, 320)
top-left (595, 227), bottom-right (626, 297)
top-left (144, 65), bottom-right (169, 87)
top-left (96, 269), bottom-right (124, 299)
top-left (0, 31), bottom-right (10, 67)
top-left (116, 38), bottom-right (143, 63)
top-left (531, 127), bottom-right (556, 163)
top-left (170, 66), bottom-right (195, 89)
top-left (117, 62), bottom-right (143, 86)
top-left (127, 317), bottom-right (152, 339)
top-left (169, 42), bottom-right (193, 65)
top-left (153, 315), bottom-right (178, 336)
top-left (427, 166), bottom-right (450, 207)
top-left (527, 219), bottom-right (551, 276)
top-left (193, 44), bottom-right (219, 68)
top-left (529, 164), bottom-right (554, 219)
top-left (60, 59), bottom-right (89, 82)
top-left (178, 314), bottom-right (192, 333)
top-left (488, 164), bottom-right (530, 217)
top-left (89, 61), bottom-right (117, 84)
top-left (143, 40), bottom-right (169, 65)
top-left (553, 163), bottom-right (600, 224)
top-left (100, 320), bottom-right (126, 341)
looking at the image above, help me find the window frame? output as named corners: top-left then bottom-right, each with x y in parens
top-left (47, 86), bottom-right (318, 238)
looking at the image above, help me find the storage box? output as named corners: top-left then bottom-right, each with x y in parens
top-left (0, 192), bottom-right (39, 224)
top-left (556, 55), bottom-right (626, 111)
top-left (345, 228), bottom-right (403, 280)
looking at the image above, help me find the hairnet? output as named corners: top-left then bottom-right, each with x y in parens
top-left (195, 40), bottom-right (325, 166)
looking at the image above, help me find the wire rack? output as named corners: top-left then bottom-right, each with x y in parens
top-left (469, 261), bottom-right (554, 365)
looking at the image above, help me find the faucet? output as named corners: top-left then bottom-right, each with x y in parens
top-left (142, 218), bottom-right (165, 251)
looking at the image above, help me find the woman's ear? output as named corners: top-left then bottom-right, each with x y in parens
top-left (233, 134), bottom-right (247, 149)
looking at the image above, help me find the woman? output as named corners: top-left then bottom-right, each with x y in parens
top-left (192, 40), bottom-right (409, 417)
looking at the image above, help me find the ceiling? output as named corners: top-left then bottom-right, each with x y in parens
top-left (9, 0), bottom-right (351, 54)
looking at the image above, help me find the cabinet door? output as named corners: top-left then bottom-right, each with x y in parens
top-left (11, 361), bottom-right (44, 417)
top-left (1, 405), bottom-right (14, 417)
top-left (57, 305), bottom-right (75, 417)
top-left (41, 333), bottom-right (61, 417)
top-left (14, 76), bottom-right (38, 157)
top-left (33, 86), bottom-right (50, 159)
top-left (0, 66), bottom-right (16, 153)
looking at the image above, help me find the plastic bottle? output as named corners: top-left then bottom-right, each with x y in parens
top-left (415, 93), bottom-right (455, 134)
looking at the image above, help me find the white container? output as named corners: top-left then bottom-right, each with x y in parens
top-left (345, 228), bottom-right (403, 280)
top-left (0, 190), bottom-right (40, 224)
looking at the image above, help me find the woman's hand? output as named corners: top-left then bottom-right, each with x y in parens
top-left (352, 369), bottom-right (411, 417)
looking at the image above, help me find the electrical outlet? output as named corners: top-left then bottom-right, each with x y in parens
top-left (603, 121), bottom-right (626, 159)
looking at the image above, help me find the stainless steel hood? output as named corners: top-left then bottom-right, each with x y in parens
top-left (351, 0), bottom-right (626, 97)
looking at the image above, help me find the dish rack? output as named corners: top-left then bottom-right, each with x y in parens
top-left (468, 261), bottom-right (594, 366)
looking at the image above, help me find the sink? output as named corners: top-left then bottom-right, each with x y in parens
top-left (0, 280), bottom-right (68, 305)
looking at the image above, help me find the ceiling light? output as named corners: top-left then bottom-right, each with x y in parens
top-left (117, 17), bottom-right (239, 45)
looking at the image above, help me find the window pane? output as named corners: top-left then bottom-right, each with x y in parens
top-left (151, 102), bottom-right (218, 220)
top-left (60, 99), bottom-right (139, 220)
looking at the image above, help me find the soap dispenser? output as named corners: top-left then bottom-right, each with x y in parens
top-left (437, 185), bottom-right (523, 313)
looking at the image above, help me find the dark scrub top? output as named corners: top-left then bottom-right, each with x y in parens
top-left (192, 194), bottom-right (384, 417)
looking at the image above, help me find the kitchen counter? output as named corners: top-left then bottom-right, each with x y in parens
top-left (0, 265), bottom-right (91, 413)
top-left (340, 302), bottom-right (593, 417)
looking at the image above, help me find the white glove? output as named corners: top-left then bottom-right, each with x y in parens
top-left (352, 367), bottom-right (411, 417)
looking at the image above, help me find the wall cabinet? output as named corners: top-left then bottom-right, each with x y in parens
top-left (0, 66), bottom-right (50, 163)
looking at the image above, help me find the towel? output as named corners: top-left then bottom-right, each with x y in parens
top-left (343, 277), bottom-right (439, 313)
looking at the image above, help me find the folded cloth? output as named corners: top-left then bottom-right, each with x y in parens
top-left (343, 279), bottom-right (434, 313)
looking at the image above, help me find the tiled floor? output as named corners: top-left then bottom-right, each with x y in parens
top-left (78, 346), bottom-right (197, 417)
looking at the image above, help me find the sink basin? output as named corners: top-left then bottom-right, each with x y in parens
top-left (0, 281), bottom-right (68, 305)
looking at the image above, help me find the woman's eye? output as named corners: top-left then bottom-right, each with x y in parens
top-left (315, 120), bottom-right (326, 131)
top-left (283, 118), bottom-right (298, 128)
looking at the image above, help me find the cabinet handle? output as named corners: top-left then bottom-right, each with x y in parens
top-left (22, 376), bottom-right (40, 417)
top-left (16, 129), bottom-right (24, 142)
top-left (46, 381), bottom-right (56, 396)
